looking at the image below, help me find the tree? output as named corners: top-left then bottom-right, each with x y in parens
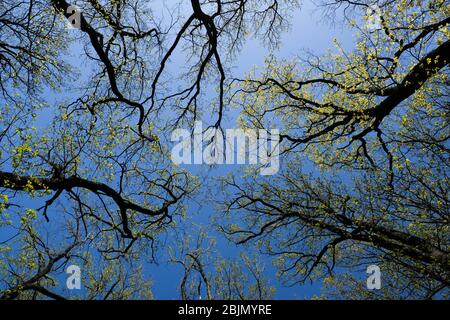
top-left (169, 230), bottom-right (275, 300)
top-left (2, 0), bottom-right (448, 300)
top-left (0, 208), bottom-right (153, 300)
top-left (222, 0), bottom-right (449, 299)
top-left (0, 0), bottom-right (298, 299)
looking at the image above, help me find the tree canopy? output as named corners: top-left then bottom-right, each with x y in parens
top-left (0, 0), bottom-right (448, 300)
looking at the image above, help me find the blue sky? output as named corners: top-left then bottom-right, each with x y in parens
top-left (144, 1), bottom-right (356, 299)
top-left (0, 0), bottom-right (359, 299)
